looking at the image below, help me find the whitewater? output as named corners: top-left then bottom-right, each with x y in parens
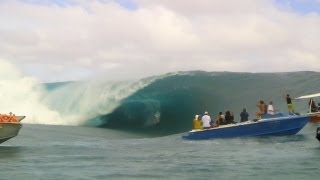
top-left (1, 60), bottom-right (320, 179)
top-left (0, 60), bottom-right (160, 127)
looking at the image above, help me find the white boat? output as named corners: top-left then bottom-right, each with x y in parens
top-left (294, 92), bottom-right (320, 122)
top-left (0, 114), bottom-right (25, 144)
top-left (15, 116), bottom-right (26, 122)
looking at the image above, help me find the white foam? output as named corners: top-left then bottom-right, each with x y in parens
top-left (0, 60), bottom-right (62, 125)
top-left (0, 59), bottom-right (160, 126)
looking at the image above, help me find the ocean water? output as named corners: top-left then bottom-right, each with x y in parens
top-left (0, 122), bottom-right (320, 179)
top-left (2, 71), bottom-right (320, 179)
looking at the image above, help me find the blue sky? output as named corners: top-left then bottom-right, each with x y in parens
top-left (19, 0), bottom-right (75, 7)
top-left (1, 0), bottom-right (320, 82)
top-left (275, 0), bottom-right (320, 14)
top-left (19, 0), bottom-right (138, 9)
top-left (18, 0), bottom-right (320, 14)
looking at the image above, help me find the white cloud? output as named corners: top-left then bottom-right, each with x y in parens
top-left (0, 0), bottom-right (319, 82)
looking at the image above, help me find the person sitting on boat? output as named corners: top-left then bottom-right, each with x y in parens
top-left (309, 98), bottom-right (318, 112)
top-left (193, 115), bottom-right (202, 130)
top-left (216, 112), bottom-right (226, 126)
top-left (267, 101), bottom-right (275, 115)
top-left (256, 100), bottom-right (266, 118)
top-left (225, 111), bottom-right (235, 124)
top-left (230, 111), bottom-right (235, 123)
top-left (201, 111), bottom-right (211, 129)
top-left (240, 108), bottom-right (249, 122)
top-left (225, 111), bottom-right (231, 124)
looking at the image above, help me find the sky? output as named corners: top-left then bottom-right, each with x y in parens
top-left (0, 0), bottom-right (319, 82)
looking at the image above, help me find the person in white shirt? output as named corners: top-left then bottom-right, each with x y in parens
top-left (201, 111), bottom-right (211, 129)
top-left (267, 101), bottom-right (275, 115)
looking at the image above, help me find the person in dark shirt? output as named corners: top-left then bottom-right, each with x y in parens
top-left (225, 111), bottom-right (236, 124)
top-left (286, 94), bottom-right (295, 113)
top-left (225, 111), bottom-right (231, 124)
top-left (240, 108), bottom-right (249, 122)
top-left (309, 98), bottom-right (318, 112)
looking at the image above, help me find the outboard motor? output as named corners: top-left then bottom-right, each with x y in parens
top-left (316, 127), bottom-right (320, 142)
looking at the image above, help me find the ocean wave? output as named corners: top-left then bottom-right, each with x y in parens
top-left (2, 60), bottom-right (320, 136)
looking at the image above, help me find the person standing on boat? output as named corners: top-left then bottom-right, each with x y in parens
top-left (267, 101), bottom-right (275, 115)
top-left (240, 108), bottom-right (249, 122)
top-left (286, 94), bottom-right (295, 114)
top-left (193, 115), bottom-right (202, 130)
top-left (201, 111), bottom-right (211, 129)
top-left (308, 98), bottom-right (318, 112)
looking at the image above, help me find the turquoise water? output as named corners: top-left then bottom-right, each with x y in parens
top-left (1, 122), bottom-right (319, 179)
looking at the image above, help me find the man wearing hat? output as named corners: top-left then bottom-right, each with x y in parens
top-left (201, 111), bottom-right (211, 129)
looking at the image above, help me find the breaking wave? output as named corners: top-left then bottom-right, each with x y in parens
top-left (2, 59), bottom-right (320, 135)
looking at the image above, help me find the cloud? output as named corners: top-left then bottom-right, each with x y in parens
top-left (0, 0), bottom-right (319, 82)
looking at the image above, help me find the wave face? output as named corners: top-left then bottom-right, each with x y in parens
top-left (42, 77), bottom-right (158, 126)
top-left (83, 71), bottom-right (320, 135)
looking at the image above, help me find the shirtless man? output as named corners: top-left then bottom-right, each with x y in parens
top-left (256, 100), bottom-right (266, 118)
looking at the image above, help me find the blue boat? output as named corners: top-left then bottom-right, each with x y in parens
top-left (182, 114), bottom-right (309, 140)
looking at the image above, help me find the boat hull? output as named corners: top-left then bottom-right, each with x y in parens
top-left (0, 123), bottom-right (22, 144)
top-left (182, 115), bottom-right (309, 140)
top-left (309, 113), bottom-right (320, 122)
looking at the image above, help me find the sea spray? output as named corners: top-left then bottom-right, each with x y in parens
top-left (0, 59), bottom-right (159, 126)
top-left (0, 60), bottom-right (61, 124)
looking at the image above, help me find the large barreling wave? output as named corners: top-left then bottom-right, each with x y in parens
top-left (44, 71), bottom-right (320, 135)
top-left (87, 71), bottom-right (320, 135)
top-left (2, 59), bottom-right (320, 135)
